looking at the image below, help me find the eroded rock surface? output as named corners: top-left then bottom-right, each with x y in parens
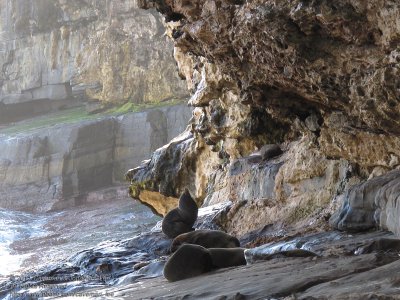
top-left (130, 0), bottom-right (400, 238)
top-left (140, 0), bottom-right (400, 133)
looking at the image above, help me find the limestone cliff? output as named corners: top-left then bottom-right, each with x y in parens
top-left (129, 0), bottom-right (400, 237)
top-left (0, 0), bottom-right (188, 124)
top-left (0, 104), bottom-right (191, 212)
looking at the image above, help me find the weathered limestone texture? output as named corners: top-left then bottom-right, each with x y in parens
top-left (0, 104), bottom-right (191, 212)
top-left (202, 135), bottom-right (354, 236)
top-left (0, 0), bottom-right (188, 123)
top-left (130, 0), bottom-right (400, 236)
top-left (127, 131), bottom-right (206, 214)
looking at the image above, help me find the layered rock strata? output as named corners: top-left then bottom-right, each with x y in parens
top-left (0, 0), bottom-right (188, 124)
top-left (130, 0), bottom-right (400, 236)
top-left (0, 104), bottom-right (191, 212)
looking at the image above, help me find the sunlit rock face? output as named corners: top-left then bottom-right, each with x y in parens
top-left (0, 104), bottom-right (191, 212)
top-left (132, 0), bottom-right (400, 236)
top-left (0, 0), bottom-right (188, 123)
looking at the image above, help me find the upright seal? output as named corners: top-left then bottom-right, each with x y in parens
top-left (162, 189), bottom-right (198, 239)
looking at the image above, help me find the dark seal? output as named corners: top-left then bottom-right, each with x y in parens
top-left (208, 248), bottom-right (247, 268)
top-left (163, 244), bottom-right (213, 282)
top-left (356, 238), bottom-right (400, 255)
top-left (164, 245), bottom-right (247, 282)
top-left (247, 144), bottom-right (283, 164)
top-left (170, 229), bottom-right (240, 252)
top-left (162, 189), bottom-right (198, 239)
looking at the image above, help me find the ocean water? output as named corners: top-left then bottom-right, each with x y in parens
top-left (0, 199), bottom-right (160, 280)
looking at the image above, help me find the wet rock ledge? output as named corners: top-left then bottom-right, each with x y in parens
top-left (2, 226), bottom-right (400, 299)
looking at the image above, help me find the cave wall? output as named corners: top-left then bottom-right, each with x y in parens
top-left (130, 0), bottom-right (400, 236)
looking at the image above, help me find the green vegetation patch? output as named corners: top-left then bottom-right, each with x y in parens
top-left (0, 99), bottom-right (186, 136)
top-left (0, 107), bottom-right (98, 135)
top-left (129, 180), bottom-right (157, 199)
top-left (105, 98), bottom-right (184, 115)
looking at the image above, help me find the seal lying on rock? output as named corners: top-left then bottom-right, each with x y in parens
top-left (247, 144), bottom-right (283, 164)
top-left (170, 229), bottom-right (240, 252)
top-left (164, 244), bottom-right (247, 282)
top-left (356, 238), bottom-right (400, 255)
top-left (163, 244), bottom-right (213, 282)
top-left (162, 189), bottom-right (198, 239)
top-left (208, 248), bottom-right (247, 268)
top-left (259, 144), bottom-right (283, 160)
